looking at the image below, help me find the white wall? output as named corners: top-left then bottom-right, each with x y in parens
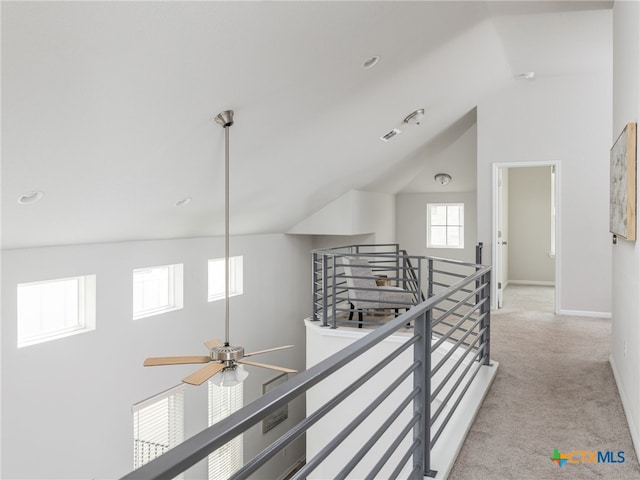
top-left (396, 192), bottom-right (478, 263)
top-left (508, 166), bottom-right (554, 284)
top-left (288, 190), bottom-right (396, 244)
top-left (1, 234), bottom-right (311, 479)
top-left (310, 234), bottom-right (376, 251)
top-left (611, 0), bottom-right (640, 461)
top-left (477, 70), bottom-right (612, 315)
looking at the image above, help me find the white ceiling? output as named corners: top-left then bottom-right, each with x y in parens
top-left (1, 1), bottom-right (612, 249)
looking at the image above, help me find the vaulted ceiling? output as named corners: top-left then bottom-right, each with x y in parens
top-left (1, 1), bottom-right (612, 249)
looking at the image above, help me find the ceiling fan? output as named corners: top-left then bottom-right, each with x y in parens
top-left (144, 338), bottom-right (296, 386)
top-left (143, 110), bottom-right (296, 386)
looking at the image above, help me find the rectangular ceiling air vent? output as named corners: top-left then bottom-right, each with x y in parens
top-left (380, 128), bottom-right (401, 142)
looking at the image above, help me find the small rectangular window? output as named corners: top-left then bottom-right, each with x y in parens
top-left (427, 203), bottom-right (464, 249)
top-left (17, 275), bottom-right (96, 348)
top-left (208, 256), bottom-right (243, 302)
top-left (133, 264), bottom-right (183, 320)
top-left (133, 385), bottom-right (184, 477)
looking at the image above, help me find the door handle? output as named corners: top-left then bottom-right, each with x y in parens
top-left (501, 241), bottom-right (508, 245)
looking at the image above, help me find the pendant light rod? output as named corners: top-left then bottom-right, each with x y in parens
top-left (215, 110), bottom-right (234, 345)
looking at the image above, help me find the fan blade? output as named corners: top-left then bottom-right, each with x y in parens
top-left (144, 356), bottom-right (211, 366)
top-left (237, 359), bottom-right (297, 373)
top-left (243, 344), bottom-right (294, 358)
top-left (182, 362), bottom-right (225, 386)
top-left (204, 338), bottom-right (223, 350)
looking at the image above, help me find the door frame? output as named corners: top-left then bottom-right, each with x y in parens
top-left (491, 161), bottom-right (561, 313)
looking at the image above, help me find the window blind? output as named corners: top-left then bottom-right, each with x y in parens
top-left (133, 385), bottom-right (184, 477)
top-left (208, 380), bottom-right (244, 479)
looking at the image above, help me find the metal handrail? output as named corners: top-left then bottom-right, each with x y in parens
top-left (122, 244), bottom-right (491, 480)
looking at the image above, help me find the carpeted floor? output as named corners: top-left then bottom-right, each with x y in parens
top-left (448, 285), bottom-right (640, 480)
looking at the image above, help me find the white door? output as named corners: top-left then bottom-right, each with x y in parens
top-left (495, 168), bottom-right (509, 308)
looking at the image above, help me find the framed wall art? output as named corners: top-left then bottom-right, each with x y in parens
top-left (262, 373), bottom-right (288, 433)
top-left (610, 122), bottom-right (637, 241)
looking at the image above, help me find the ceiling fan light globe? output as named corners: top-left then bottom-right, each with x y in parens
top-left (211, 365), bottom-right (249, 387)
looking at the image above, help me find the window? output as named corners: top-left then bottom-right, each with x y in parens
top-left (208, 380), bottom-right (244, 479)
top-left (133, 385), bottom-right (184, 476)
top-left (133, 264), bottom-right (183, 320)
top-left (208, 256), bottom-right (243, 302)
top-left (17, 274), bottom-right (96, 348)
top-left (427, 203), bottom-right (464, 248)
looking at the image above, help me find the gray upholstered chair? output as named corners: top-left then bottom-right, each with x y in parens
top-left (340, 256), bottom-right (414, 328)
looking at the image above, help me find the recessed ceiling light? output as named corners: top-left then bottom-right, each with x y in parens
top-left (175, 197), bottom-right (192, 207)
top-left (17, 191), bottom-right (44, 205)
top-left (363, 55), bottom-right (381, 69)
top-left (517, 72), bottom-right (536, 80)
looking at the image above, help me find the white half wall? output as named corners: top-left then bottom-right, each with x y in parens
top-left (305, 320), bottom-right (498, 480)
top-left (288, 190), bottom-right (396, 244)
top-left (477, 69), bottom-right (612, 314)
top-left (611, 0), bottom-right (640, 461)
top-left (1, 234), bottom-right (311, 479)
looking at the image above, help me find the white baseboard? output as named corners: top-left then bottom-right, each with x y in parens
top-left (558, 309), bottom-right (612, 319)
top-left (609, 355), bottom-right (640, 463)
top-left (277, 455), bottom-right (306, 480)
top-left (508, 280), bottom-right (555, 287)
top-left (431, 362), bottom-right (499, 480)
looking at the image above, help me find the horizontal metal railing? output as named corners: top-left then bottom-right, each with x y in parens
top-left (312, 244), bottom-right (483, 334)
top-left (122, 244), bottom-right (491, 480)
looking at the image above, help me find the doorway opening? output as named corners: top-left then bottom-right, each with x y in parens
top-left (492, 162), bottom-right (560, 314)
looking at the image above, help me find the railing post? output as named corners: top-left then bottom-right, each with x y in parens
top-left (475, 242), bottom-right (483, 265)
top-left (414, 310), bottom-right (436, 478)
top-left (401, 254), bottom-right (406, 290)
top-left (427, 258), bottom-right (434, 298)
top-left (396, 244), bottom-right (401, 288)
top-left (312, 252), bottom-right (319, 321)
top-left (322, 253), bottom-right (329, 327)
top-left (475, 244), bottom-right (481, 315)
top-left (417, 258), bottom-right (422, 304)
top-left (413, 311), bottom-right (426, 478)
top-left (480, 270), bottom-right (491, 365)
top-left (331, 255), bottom-right (338, 329)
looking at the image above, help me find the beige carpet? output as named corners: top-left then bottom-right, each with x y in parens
top-left (448, 285), bottom-right (640, 480)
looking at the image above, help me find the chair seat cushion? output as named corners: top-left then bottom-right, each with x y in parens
top-left (377, 286), bottom-right (414, 308)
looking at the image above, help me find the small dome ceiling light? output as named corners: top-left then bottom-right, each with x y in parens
top-left (403, 108), bottom-right (425, 125)
top-left (434, 173), bottom-right (452, 185)
top-left (175, 197), bottom-right (192, 207)
top-left (17, 191), bottom-right (44, 205)
top-left (363, 55), bottom-right (381, 69)
top-left (517, 72), bottom-right (536, 80)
